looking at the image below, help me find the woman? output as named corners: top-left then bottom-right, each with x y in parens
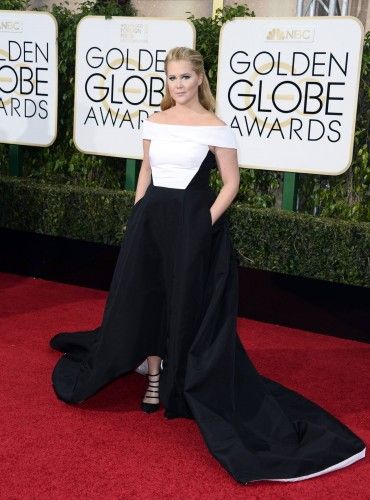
top-left (50, 47), bottom-right (365, 484)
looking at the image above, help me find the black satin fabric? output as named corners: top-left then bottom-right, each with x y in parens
top-left (50, 151), bottom-right (365, 484)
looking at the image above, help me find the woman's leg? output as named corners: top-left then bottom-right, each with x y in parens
top-left (147, 355), bottom-right (161, 373)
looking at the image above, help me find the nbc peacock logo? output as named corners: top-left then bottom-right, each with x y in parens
top-left (267, 28), bottom-right (286, 40)
top-left (266, 27), bottom-right (314, 42)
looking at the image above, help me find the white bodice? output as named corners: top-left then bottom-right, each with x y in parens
top-left (141, 119), bottom-right (238, 189)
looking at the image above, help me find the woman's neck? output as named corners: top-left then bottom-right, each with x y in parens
top-left (171, 103), bottom-right (209, 119)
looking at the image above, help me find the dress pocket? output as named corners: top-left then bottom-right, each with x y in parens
top-left (206, 206), bottom-right (213, 230)
top-left (132, 196), bottom-right (144, 212)
top-left (134, 197), bottom-right (144, 207)
top-left (207, 208), bottom-right (213, 228)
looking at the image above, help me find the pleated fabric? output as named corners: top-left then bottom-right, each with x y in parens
top-left (50, 121), bottom-right (365, 484)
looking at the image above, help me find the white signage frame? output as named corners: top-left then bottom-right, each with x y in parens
top-left (216, 16), bottom-right (364, 175)
top-left (73, 16), bottom-right (195, 160)
top-left (0, 10), bottom-right (58, 147)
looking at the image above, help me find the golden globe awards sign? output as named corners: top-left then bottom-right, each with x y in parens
top-left (216, 17), bottom-right (364, 175)
top-left (0, 11), bottom-right (58, 146)
top-left (73, 17), bottom-right (195, 159)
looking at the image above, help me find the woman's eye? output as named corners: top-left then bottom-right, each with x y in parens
top-left (168, 76), bottom-right (190, 81)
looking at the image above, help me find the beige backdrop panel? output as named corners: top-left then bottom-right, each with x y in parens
top-left (28, 1), bottom-right (370, 32)
top-left (132, 0), bottom-right (212, 18)
top-left (224, 0), bottom-right (369, 31)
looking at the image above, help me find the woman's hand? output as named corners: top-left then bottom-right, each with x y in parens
top-left (134, 138), bottom-right (152, 204)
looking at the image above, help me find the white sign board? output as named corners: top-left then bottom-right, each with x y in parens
top-left (216, 17), bottom-right (364, 175)
top-left (73, 17), bottom-right (195, 159)
top-left (0, 11), bottom-right (58, 146)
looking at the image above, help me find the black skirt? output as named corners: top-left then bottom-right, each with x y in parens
top-left (50, 151), bottom-right (365, 484)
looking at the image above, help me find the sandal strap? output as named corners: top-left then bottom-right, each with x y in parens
top-left (142, 370), bottom-right (161, 404)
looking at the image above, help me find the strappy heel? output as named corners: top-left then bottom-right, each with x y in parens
top-left (140, 370), bottom-right (161, 413)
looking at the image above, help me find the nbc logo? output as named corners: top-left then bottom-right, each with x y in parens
top-left (0, 20), bottom-right (23, 33)
top-left (266, 28), bottom-right (314, 42)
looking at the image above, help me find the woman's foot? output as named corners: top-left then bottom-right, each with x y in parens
top-left (135, 358), bottom-right (149, 375)
top-left (141, 371), bottom-right (161, 413)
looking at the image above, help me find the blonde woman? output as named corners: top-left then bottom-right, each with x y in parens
top-left (50, 47), bottom-right (365, 484)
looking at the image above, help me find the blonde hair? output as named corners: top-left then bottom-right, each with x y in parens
top-left (160, 47), bottom-right (215, 112)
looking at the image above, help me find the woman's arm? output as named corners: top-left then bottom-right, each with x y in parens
top-left (210, 146), bottom-right (240, 225)
top-left (134, 138), bottom-right (152, 204)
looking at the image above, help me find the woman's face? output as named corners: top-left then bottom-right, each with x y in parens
top-left (166, 59), bottom-right (203, 106)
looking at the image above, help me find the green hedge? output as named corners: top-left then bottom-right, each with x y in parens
top-left (1, 176), bottom-right (368, 287)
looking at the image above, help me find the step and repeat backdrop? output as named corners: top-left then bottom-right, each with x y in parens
top-left (0, 11), bottom-right (364, 174)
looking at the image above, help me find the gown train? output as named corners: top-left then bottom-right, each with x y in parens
top-left (50, 123), bottom-right (365, 484)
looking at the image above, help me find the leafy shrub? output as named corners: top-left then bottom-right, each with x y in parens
top-left (1, 175), bottom-right (368, 286)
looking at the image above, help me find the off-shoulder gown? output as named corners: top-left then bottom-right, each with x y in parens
top-left (50, 119), bottom-right (365, 484)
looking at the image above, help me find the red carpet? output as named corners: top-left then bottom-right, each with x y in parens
top-left (0, 271), bottom-right (368, 499)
